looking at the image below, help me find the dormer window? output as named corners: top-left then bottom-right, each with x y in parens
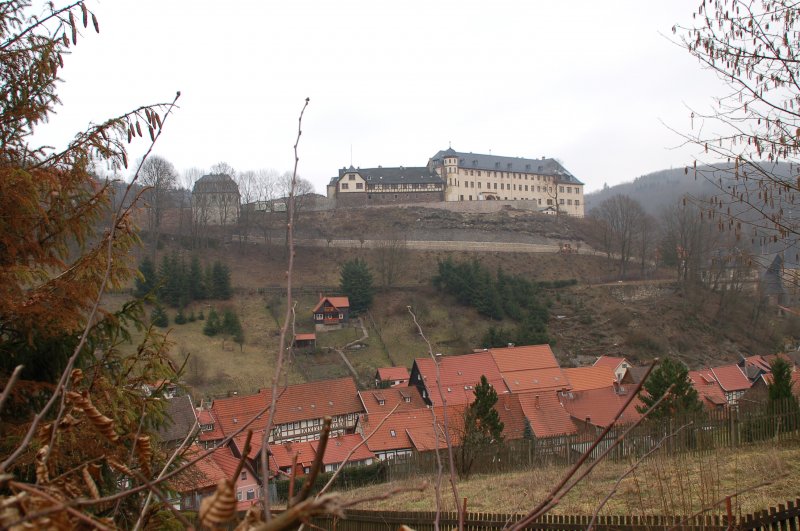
top-left (404, 396), bottom-right (411, 403)
top-left (390, 430), bottom-right (397, 437)
top-left (378, 399), bottom-right (385, 406)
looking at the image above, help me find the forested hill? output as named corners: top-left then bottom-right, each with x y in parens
top-left (584, 162), bottom-right (793, 217)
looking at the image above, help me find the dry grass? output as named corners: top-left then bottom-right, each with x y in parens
top-left (340, 440), bottom-right (800, 518)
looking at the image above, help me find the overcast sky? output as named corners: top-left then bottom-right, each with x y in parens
top-left (35, 0), bottom-right (725, 193)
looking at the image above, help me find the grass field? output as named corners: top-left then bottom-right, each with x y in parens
top-left (339, 440), bottom-right (800, 518)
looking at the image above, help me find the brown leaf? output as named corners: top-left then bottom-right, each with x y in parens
top-left (92, 13), bottom-right (99, 33)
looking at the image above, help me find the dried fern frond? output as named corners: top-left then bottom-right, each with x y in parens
top-left (66, 390), bottom-right (119, 442)
top-left (81, 466), bottom-right (99, 499)
top-left (233, 504), bottom-right (264, 531)
top-left (199, 479), bottom-right (236, 528)
top-left (106, 456), bottom-right (133, 477)
top-left (35, 446), bottom-right (49, 484)
top-left (135, 435), bottom-right (152, 478)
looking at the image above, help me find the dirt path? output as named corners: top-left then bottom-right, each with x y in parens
top-left (334, 317), bottom-right (370, 387)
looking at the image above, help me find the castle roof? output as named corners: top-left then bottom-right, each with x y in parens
top-left (337, 166), bottom-right (443, 185)
top-left (429, 149), bottom-right (583, 185)
top-left (193, 173), bottom-right (240, 194)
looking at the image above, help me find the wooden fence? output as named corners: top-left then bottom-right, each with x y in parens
top-left (305, 498), bottom-right (800, 530)
top-left (384, 400), bottom-right (800, 480)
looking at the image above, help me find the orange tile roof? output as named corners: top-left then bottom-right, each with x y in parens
top-left (489, 344), bottom-right (560, 372)
top-left (563, 366), bottom-right (618, 392)
top-left (231, 430), bottom-right (266, 460)
top-left (294, 333), bottom-right (316, 341)
top-left (761, 370), bottom-right (800, 393)
top-left (358, 388), bottom-right (426, 415)
top-left (172, 445), bottom-right (229, 493)
top-left (312, 296), bottom-right (350, 312)
top-left (517, 392), bottom-right (578, 438)
top-left (559, 387), bottom-right (643, 428)
top-left (414, 352), bottom-right (507, 406)
top-left (503, 367), bottom-right (570, 393)
top-left (267, 441), bottom-right (316, 472)
top-left (593, 356), bottom-right (629, 369)
top-left (495, 394), bottom-right (527, 440)
top-left (376, 367), bottom-right (410, 382)
top-left (197, 408), bottom-right (225, 442)
top-left (210, 377), bottom-right (362, 437)
top-left (710, 364), bottom-right (751, 392)
top-left (359, 407), bottom-right (458, 453)
top-left (310, 434), bottom-right (376, 466)
top-left (688, 370), bottom-right (728, 408)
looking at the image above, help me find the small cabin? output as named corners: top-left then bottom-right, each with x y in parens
top-left (293, 333), bottom-right (317, 350)
top-left (313, 296), bottom-right (350, 330)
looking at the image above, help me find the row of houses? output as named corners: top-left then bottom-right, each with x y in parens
top-left (161, 345), bottom-right (799, 510)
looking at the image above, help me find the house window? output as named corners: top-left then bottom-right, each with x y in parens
top-left (237, 491), bottom-right (242, 501)
top-left (356, 183), bottom-right (363, 189)
top-left (349, 174), bottom-right (355, 180)
top-left (241, 472), bottom-right (247, 480)
top-left (390, 430), bottom-right (397, 437)
top-left (246, 489), bottom-right (255, 500)
top-left (339, 313), bottom-right (344, 320)
top-left (341, 183), bottom-right (349, 190)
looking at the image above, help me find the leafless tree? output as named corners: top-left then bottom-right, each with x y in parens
top-left (139, 155), bottom-right (177, 256)
top-left (660, 202), bottom-right (719, 287)
top-left (673, 0), bottom-right (800, 252)
top-left (591, 195), bottom-right (646, 278)
top-left (373, 231), bottom-right (409, 288)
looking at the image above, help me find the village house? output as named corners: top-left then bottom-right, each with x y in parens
top-left (293, 332), bottom-right (317, 351)
top-left (155, 395), bottom-right (198, 448)
top-left (410, 351), bottom-right (508, 406)
top-left (312, 296), bottom-right (350, 330)
top-left (172, 444), bottom-right (261, 512)
top-left (205, 377), bottom-right (363, 445)
top-left (593, 356), bottom-right (632, 382)
top-left (709, 364), bottom-right (752, 405)
top-left (310, 434), bottom-right (377, 473)
top-left (688, 369), bottom-right (729, 411)
top-left (374, 367), bottom-right (410, 388)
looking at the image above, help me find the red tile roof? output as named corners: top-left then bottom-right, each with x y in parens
top-left (172, 445), bottom-right (229, 493)
top-left (517, 392), bottom-right (578, 438)
top-left (761, 369), bottom-right (800, 393)
top-left (310, 434), bottom-right (376, 466)
top-left (502, 367), bottom-right (570, 393)
top-left (197, 408), bottom-right (225, 442)
top-left (495, 394), bottom-right (527, 440)
top-left (593, 356), bottom-right (629, 370)
top-left (688, 370), bottom-right (728, 408)
top-left (559, 387), bottom-right (643, 428)
top-left (489, 344), bottom-right (560, 372)
top-left (563, 366), bottom-right (618, 392)
top-left (294, 333), bottom-right (316, 341)
top-left (312, 296), bottom-right (350, 312)
top-left (267, 441), bottom-right (316, 472)
top-left (210, 377), bottom-right (362, 437)
top-left (376, 367), bottom-right (410, 382)
top-left (358, 388), bottom-right (426, 415)
top-left (413, 352), bottom-right (506, 406)
top-left (359, 407), bottom-right (455, 453)
top-left (710, 364), bottom-right (751, 392)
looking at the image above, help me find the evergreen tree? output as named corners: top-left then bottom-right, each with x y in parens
top-left (210, 261), bottom-right (232, 299)
top-left (637, 358), bottom-right (703, 418)
top-left (151, 305), bottom-right (169, 328)
top-left (458, 375), bottom-right (504, 479)
top-left (203, 308), bottom-right (220, 336)
top-left (339, 258), bottom-right (374, 315)
top-left (222, 308), bottom-right (244, 351)
top-left (174, 308), bottom-right (187, 325)
top-left (767, 357), bottom-right (799, 431)
top-left (189, 255), bottom-right (206, 300)
top-left (134, 256), bottom-right (158, 298)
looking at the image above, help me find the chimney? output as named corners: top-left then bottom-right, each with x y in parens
top-left (535, 395), bottom-right (540, 409)
top-left (585, 416), bottom-right (591, 425)
top-left (504, 394), bottom-right (511, 411)
top-left (507, 343), bottom-right (515, 348)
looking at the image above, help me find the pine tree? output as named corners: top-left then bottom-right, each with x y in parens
top-left (767, 357), bottom-right (799, 431)
top-left (134, 256), bottom-right (158, 298)
top-left (458, 375), bottom-right (504, 479)
top-left (151, 305), bottom-right (169, 328)
top-left (210, 261), bottom-right (232, 300)
top-left (174, 308), bottom-right (187, 325)
top-left (637, 357), bottom-right (703, 418)
top-left (203, 308), bottom-right (220, 336)
top-left (222, 308), bottom-right (244, 351)
top-left (339, 258), bottom-right (374, 315)
top-left (189, 255), bottom-right (206, 300)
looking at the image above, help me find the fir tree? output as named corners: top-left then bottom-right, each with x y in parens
top-left (637, 358), bottom-right (703, 418)
top-left (134, 256), bottom-right (158, 298)
top-left (767, 357), bottom-right (799, 431)
top-left (458, 375), bottom-right (504, 479)
top-left (339, 258), bottom-right (374, 315)
top-left (222, 308), bottom-right (244, 351)
top-left (174, 308), bottom-right (187, 325)
top-left (203, 308), bottom-right (220, 336)
top-left (210, 261), bottom-right (232, 300)
top-left (151, 305), bottom-right (169, 328)
top-left (189, 255), bottom-right (206, 300)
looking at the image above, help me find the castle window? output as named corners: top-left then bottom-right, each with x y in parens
top-left (341, 183), bottom-right (349, 190)
top-left (559, 186), bottom-right (565, 193)
top-left (356, 183), bottom-right (363, 189)
top-left (477, 182), bottom-right (481, 189)
top-left (477, 171), bottom-right (481, 176)
top-left (349, 174), bottom-right (355, 180)
top-left (567, 199), bottom-right (573, 205)
top-left (575, 200), bottom-right (580, 206)
top-left (560, 199), bottom-right (565, 205)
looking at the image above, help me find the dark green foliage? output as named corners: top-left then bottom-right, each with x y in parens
top-left (637, 357), bottom-right (703, 418)
top-left (767, 357), bottom-right (799, 431)
top-left (222, 308), bottom-right (244, 349)
top-left (174, 308), bottom-right (187, 325)
top-left (134, 256), bottom-right (158, 298)
top-left (459, 375), bottom-right (504, 479)
top-left (151, 305), bottom-right (169, 328)
top-left (188, 311), bottom-right (196, 322)
top-left (273, 461), bottom-right (388, 501)
top-left (189, 255), bottom-right (206, 300)
top-left (435, 259), bottom-right (554, 347)
top-left (523, 418), bottom-right (534, 440)
top-left (340, 258), bottom-right (374, 315)
top-left (198, 310), bottom-right (205, 320)
top-left (203, 308), bottom-right (220, 336)
top-left (210, 262), bottom-right (233, 300)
